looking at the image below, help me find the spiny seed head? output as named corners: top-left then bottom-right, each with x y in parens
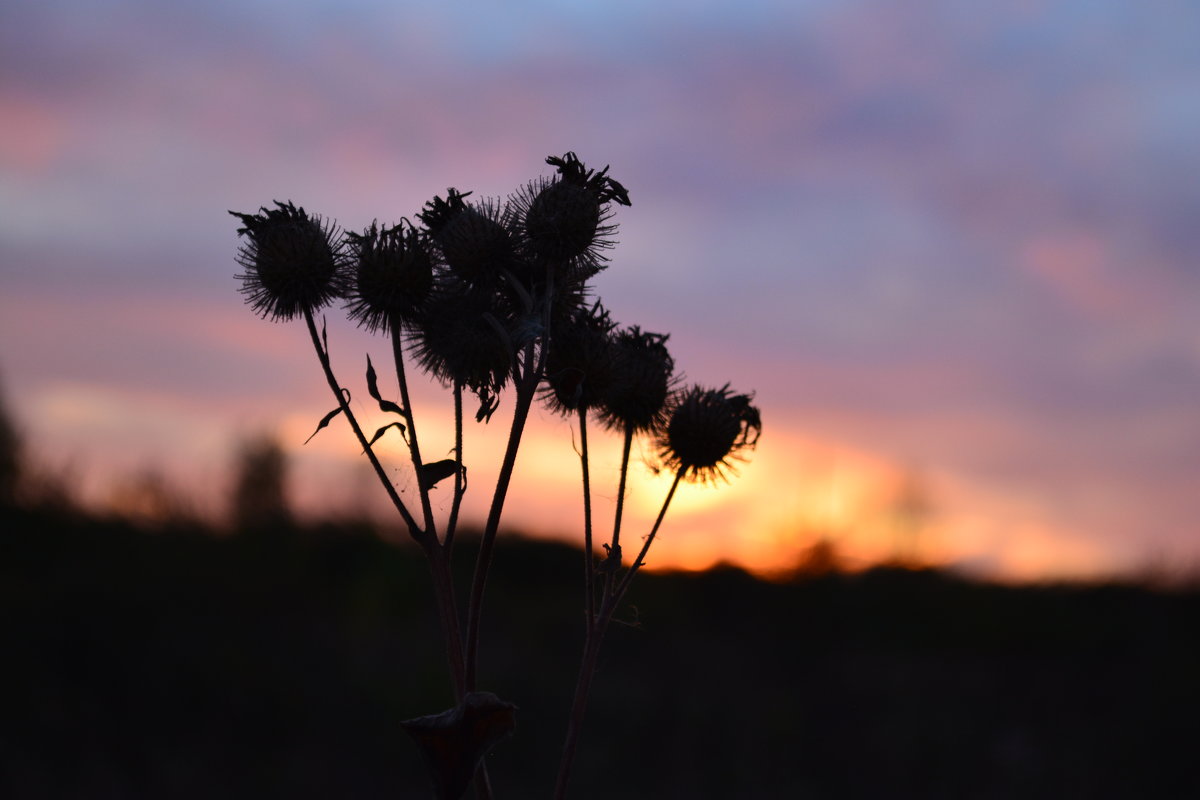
top-left (409, 282), bottom-right (513, 415)
top-left (527, 180), bottom-right (601, 260)
top-left (230, 201), bottom-right (347, 322)
top-left (418, 188), bottom-right (516, 288)
top-left (511, 152), bottom-right (629, 282)
top-left (596, 325), bottom-right (674, 434)
top-left (416, 187), bottom-right (472, 236)
top-left (542, 300), bottom-right (617, 415)
top-left (546, 151), bottom-right (630, 207)
top-left (344, 220), bottom-right (434, 334)
top-left (658, 384), bottom-right (761, 483)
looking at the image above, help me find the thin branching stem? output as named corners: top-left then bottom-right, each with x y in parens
top-left (444, 381), bottom-right (465, 554)
top-left (555, 468), bottom-right (683, 799)
top-left (473, 769), bottom-right (494, 800)
top-left (464, 346), bottom-right (538, 691)
top-left (464, 264), bottom-right (555, 692)
top-left (425, 543), bottom-right (467, 698)
top-left (610, 424), bottom-right (635, 556)
top-left (552, 596), bottom-right (613, 800)
top-left (617, 468), bottom-right (683, 599)
top-left (303, 310), bottom-right (474, 760)
top-left (602, 424), bottom-right (635, 601)
top-left (391, 323), bottom-right (437, 538)
top-left (578, 408), bottom-right (596, 626)
top-left (389, 326), bottom-right (486, 795)
top-left (302, 309), bottom-right (422, 538)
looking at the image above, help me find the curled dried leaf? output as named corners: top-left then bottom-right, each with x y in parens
top-left (419, 459), bottom-right (460, 490)
top-left (366, 421), bottom-right (406, 449)
top-left (366, 356), bottom-right (406, 415)
top-left (401, 692), bottom-right (517, 800)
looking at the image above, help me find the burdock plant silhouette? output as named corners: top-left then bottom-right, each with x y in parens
top-left (229, 153), bottom-right (760, 800)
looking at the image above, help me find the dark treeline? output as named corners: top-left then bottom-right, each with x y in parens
top-left (4, 502), bottom-right (1200, 798)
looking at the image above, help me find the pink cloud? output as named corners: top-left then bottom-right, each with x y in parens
top-left (1020, 231), bottom-right (1131, 317)
top-left (0, 90), bottom-right (70, 174)
top-left (3, 0), bottom-right (1198, 583)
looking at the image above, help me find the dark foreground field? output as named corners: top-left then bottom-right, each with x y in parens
top-left (3, 504), bottom-right (1199, 798)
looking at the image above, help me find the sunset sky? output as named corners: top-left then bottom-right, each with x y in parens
top-left (2, 0), bottom-right (1198, 581)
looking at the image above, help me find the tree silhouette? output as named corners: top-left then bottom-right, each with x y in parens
top-left (230, 435), bottom-right (292, 532)
top-left (0, 374), bottom-right (21, 507)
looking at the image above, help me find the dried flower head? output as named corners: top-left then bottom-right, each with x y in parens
top-left (418, 188), bottom-right (517, 288)
top-left (658, 384), bottom-right (761, 483)
top-left (542, 300), bottom-right (617, 415)
top-left (596, 326), bottom-right (674, 434)
top-left (409, 282), bottom-right (513, 421)
top-left (510, 152), bottom-right (630, 282)
top-left (230, 201), bottom-right (347, 321)
top-left (344, 220), bottom-right (434, 334)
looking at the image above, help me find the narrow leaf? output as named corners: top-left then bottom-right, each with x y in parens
top-left (366, 355), bottom-right (406, 416)
top-left (366, 355), bottom-right (383, 402)
top-left (321, 316), bottom-right (329, 355)
top-left (366, 421), bottom-right (406, 448)
top-left (420, 459), bottom-right (459, 490)
top-left (303, 405), bottom-right (344, 445)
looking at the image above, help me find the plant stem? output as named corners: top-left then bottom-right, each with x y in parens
top-left (554, 470), bottom-right (683, 799)
top-left (602, 424), bottom-right (635, 600)
top-left (617, 469), bottom-right (683, 598)
top-left (425, 542), bottom-right (467, 697)
top-left (552, 598), bottom-right (612, 800)
top-left (388, 336), bottom-right (490, 799)
top-left (578, 408), bottom-right (596, 625)
top-left (302, 309), bottom-right (422, 538)
top-left (463, 262), bottom-right (554, 692)
top-left (391, 324), bottom-right (437, 537)
top-left (444, 381), bottom-right (465, 553)
top-left (610, 424), bottom-right (635, 557)
top-left (464, 352), bottom-right (537, 691)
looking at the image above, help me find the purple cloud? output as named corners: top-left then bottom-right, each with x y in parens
top-left (3, 0), bottom-right (1198, 577)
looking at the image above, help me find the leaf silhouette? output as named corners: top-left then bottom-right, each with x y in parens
top-left (401, 692), bottom-right (517, 800)
top-left (303, 406), bottom-right (344, 445)
top-left (366, 421), bottom-right (406, 448)
top-left (366, 355), bottom-right (383, 401)
top-left (366, 355), bottom-right (405, 415)
top-left (419, 459), bottom-right (459, 490)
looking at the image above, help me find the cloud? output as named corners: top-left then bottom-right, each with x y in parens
top-left (3, 0), bottom-right (1199, 577)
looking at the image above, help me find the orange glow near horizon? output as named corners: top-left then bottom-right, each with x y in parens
top-left (5, 0), bottom-right (1196, 593)
top-left (273, 401), bottom-right (1121, 583)
top-left (27, 370), bottom-right (1121, 585)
